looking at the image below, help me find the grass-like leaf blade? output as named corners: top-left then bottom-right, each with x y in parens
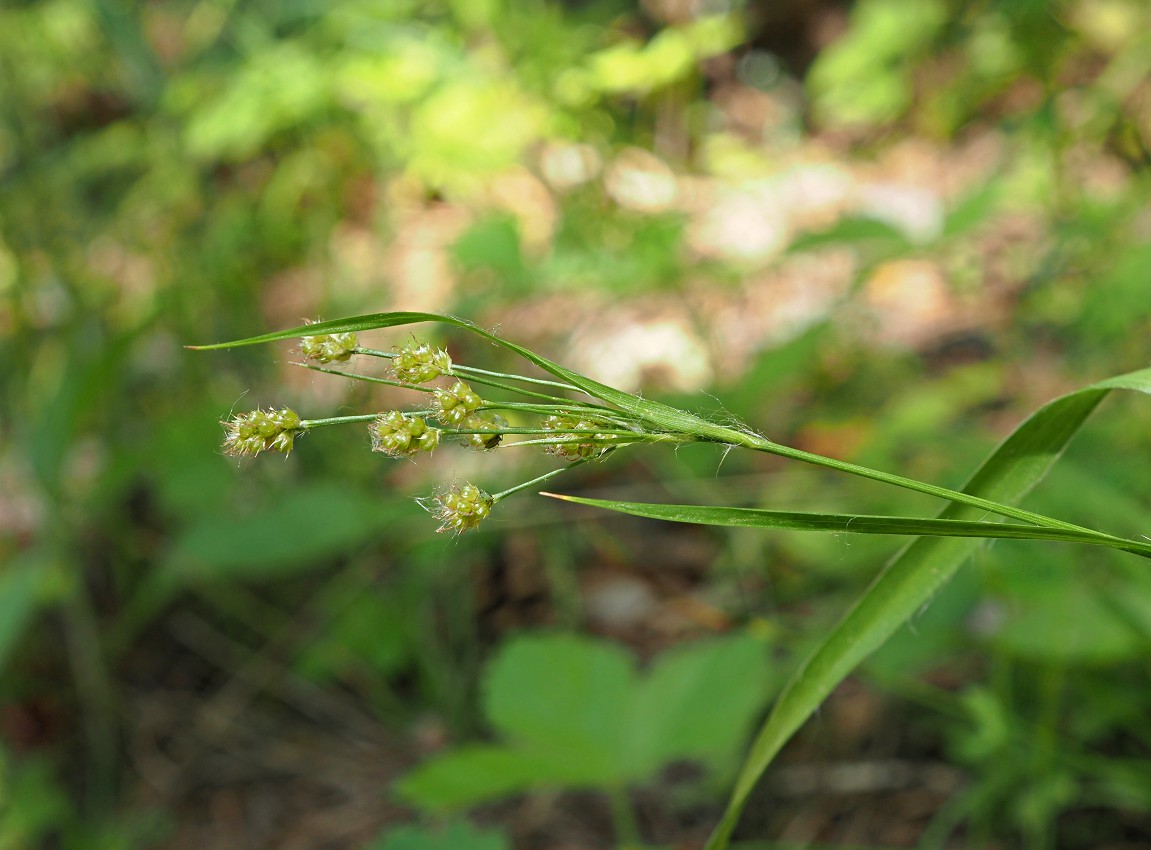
top-left (698, 367), bottom-right (1151, 848)
top-left (541, 495), bottom-right (1151, 555)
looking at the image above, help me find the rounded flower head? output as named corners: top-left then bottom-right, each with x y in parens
top-left (369, 411), bottom-right (440, 458)
top-left (222, 408), bottom-right (302, 457)
top-left (432, 380), bottom-right (483, 426)
top-left (299, 332), bottom-right (357, 363)
top-left (457, 411), bottom-right (508, 451)
top-left (541, 414), bottom-right (615, 461)
top-left (392, 341), bottom-right (452, 384)
top-left (428, 483), bottom-right (494, 534)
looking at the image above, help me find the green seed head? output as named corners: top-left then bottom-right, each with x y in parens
top-left (541, 414), bottom-right (613, 461)
top-left (433, 380), bottom-right (483, 425)
top-left (222, 408), bottom-right (302, 457)
top-left (392, 341), bottom-right (453, 384)
top-left (299, 331), bottom-right (358, 363)
top-left (429, 483), bottom-right (493, 534)
top-left (458, 411), bottom-right (508, 451)
top-left (369, 411), bottom-right (441, 457)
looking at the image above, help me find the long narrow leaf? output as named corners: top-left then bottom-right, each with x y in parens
top-left (700, 368), bottom-right (1151, 848)
top-left (542, 495), bottom-right (1151, 555)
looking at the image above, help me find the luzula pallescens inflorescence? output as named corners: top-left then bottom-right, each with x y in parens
top-left (369, 411), bottom-right (441, 457)
top-left (222, 408), bottom-right (302, 457)
top-left (392, 341), bottom-right (452, 383)
top-left (222, 334), bottom-right (663, 533)
top-left (429, 483), bottom-right (494, 534)
top-left (298, 328), bottom-right (359, 364)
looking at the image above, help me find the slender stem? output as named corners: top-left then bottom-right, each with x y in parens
top-left (354, 347), bottom-right (396, 358)
top-left (454, 363), bottom-right (585, 393)
top-left (449, 426), bottom-right (646, 437)
top-left (607, 786), bottom-right (644, 850)
top-left (295, 362), bottom-right (435, 393)
top-left (300, 414), bottom-right (383, 428)
top-left (356, 346), bottom-right (586, 393)
top-left (491, 460), bottom-right (591, 501)
top-left (483, 400), bottom-right (641, 423)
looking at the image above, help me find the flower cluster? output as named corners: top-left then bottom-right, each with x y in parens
top-left (299, 332), bottom-right (358, 363)
top-left (541, 414), bottom-right (618, 461)
top-left (222, 408), bottom-right (302, 457)
top-left (370, 411), bottom-right (441, 457)
top-left (428, 483), bottom-right (494, 534)
top-left (392, 341), bottom-right (452, 384)
top-left (220, 333), bottom-right (659, 534)
top-left (456, 411), bottom-right (508, 451)
top-left (432, 380), bottom-right (483, 425)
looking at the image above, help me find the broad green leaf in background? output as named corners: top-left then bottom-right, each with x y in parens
top-left (627, 635), bottom-right (773, 777)
top-left (364, 821), bottom-right (510, 850)
top-left (395, 745), bottom-right (553, 811)
top-left (397, 633), bottom-right (772, 813)
top-left (162, 485), bottom-right (399, 584)
top-left (485, 633), bottom-right (635, 783)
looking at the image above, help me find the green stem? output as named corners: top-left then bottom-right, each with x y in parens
top-left (300, 414), bottom-right (382, 428)
top-left (491, 461), bottom-right (590, 502)
top-left (607, 786), bottom-right (644, 850)
top-left (483, 400), bottom-right (641, 423)
top-left (297, 362), bottom-right (435, 392)
top-left (356, 346), bottom-right (585, 393)
top-left (454, 362), bottom-right (585, 394)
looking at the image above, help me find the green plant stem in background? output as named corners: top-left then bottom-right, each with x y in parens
top-left (608, 785), bottom-right (644, 850)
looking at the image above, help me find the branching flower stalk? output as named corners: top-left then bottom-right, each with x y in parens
top-left (218, 332), bottom-right (660, 531)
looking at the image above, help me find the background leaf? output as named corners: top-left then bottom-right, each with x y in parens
top-left (395, 745), bottom-right (551, 811)
top-left (367, 821), bottom-right (510, 850)
top-left (483, 633), bottom-right (635, 784)
top-left (626, 635), bottom-right (773, 777)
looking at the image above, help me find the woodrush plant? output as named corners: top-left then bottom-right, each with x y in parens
top-left (192, 311), bottom-right (1151, 849)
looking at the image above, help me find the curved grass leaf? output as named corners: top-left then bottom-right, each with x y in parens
top-left (540, 495), bottom-right (1151, 556)
top-left (696, 367), bottom-right (1151, 849)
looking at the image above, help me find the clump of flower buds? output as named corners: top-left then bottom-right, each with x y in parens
top-left (429, 483), bottom-right (493, 534)
top-left (457, 412), bottom-right (508, 451)
top-left (432, 380), bottom-right (483, 425)
top-left (299, 332), bottom-right (358, 363)
top-left (222, 408), bottom-right (302, 457)
top-left (369, 411), bottom-right (441, 457)
top-left (541, 414), bottom-right (617, 461)
top-left (392, 341), bottom-right (453, 384)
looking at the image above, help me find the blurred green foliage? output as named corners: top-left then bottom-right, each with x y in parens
top-left (1, 0), bottom-right (1151, 847)
top-left (398, 633), bottom-right (772, 815)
